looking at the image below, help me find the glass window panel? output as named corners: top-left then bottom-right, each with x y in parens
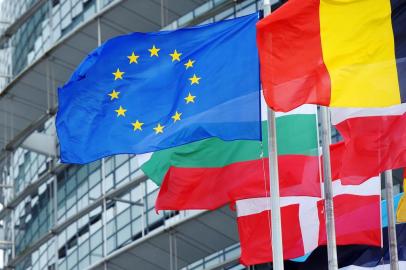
top-left (89, 169), bottom-right (101, 188)
top-left (147, 209), bottom-right (163, 228)
top-left (105, 173), bottom-right (113, 192)
top-left (117, 225), bottom-right (131, 247)
top-left (78, 257), bottom-right (89, 270)
top-left (58, 260), bottom-right (67, 270)
top-left (104, 157), bottom-right (114, 175)
top-left (236, 3), bottom-right (256, 16)
top-left (146, 189), bottom-right (158, 210)
top-left (146, 179), bottom-right (158, 193)
top-left (90, 245), bottom-right (103, 265)
top-left (115, 162), bottom-right (129, 184)
top-left (66, 192), bottom-right (76, 210)
top-left (131, 217), bottom-right (142, 238)
top-left (131, 184), bottom-right (143, 201)
top-left (88, 160), bottom-right (100, 173)
top-left (115, 155), bottom-right (128, 167)
top-left (60, 0), bottom-right (70, 17)
top-left (89, 183), bottom-right (101, 199)
top-left (66, 223), bottom-right (77, 240)
top-left (215, 8), bottom-right (234, 21)
top-left (107, 236), bottom-right (116, 254)
top-left (107, 219), bottom-right (116, 237)
top-left (67, 249), bottom-right (78, 270)
top-left (66, 176), bottom-right (76, 195)
top-left (76, 166), bottom-right (87, 183)
top-left (78, 240), bottom-right (89, 260)
top-left (77, 180), bottom-right (88, 199)
top-left (90, 229), bottom-right (102, 249)
top-left (131, 203), bottom-right (143, 219)
top-left (77, 195), bottom-right (89, 211)
top-left (116, 201), bottom-right (129, 215)
top-left (72, 1), bottom-right (83, 18)
top-left (116, 208), bottom-right (131, 229)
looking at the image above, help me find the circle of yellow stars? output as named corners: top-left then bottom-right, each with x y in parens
top-left (109, 45), bottom-right (201, 135)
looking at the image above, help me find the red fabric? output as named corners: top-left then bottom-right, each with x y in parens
top-left (335, 114), bottom-right (406, 183)
top-left (238, 204), bottom-right (304, 265)
top-left (156, 155), bottom-right (320, 210)
top-left (318, 194), bottom-right (381, 247)
top-left (330, 142), bottom-right (346, 181)
top-left (256, 0), bottom-right (330, 112)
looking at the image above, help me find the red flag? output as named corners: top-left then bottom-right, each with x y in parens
top-left (236, 177), bottom-right (381, 266)
top-left (331, 104), bottom-right (406, 183)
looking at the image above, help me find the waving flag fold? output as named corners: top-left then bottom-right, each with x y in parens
top-left (57, 14), bottom-right (261, 164)
top-left (257, 0), bottom-right (406, 112)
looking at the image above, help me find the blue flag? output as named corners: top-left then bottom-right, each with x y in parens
top-left (56, 14), bottom-right (261, 164)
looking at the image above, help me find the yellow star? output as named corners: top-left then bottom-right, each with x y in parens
top-left (115, 106), bottom-right (127, 117)
top-left (189, 74), bottom-right (201, 85)
top-left (127, 52), bottom-right (140, 64)
top-left (112, 68), bottom-right (124, 80)
top-left (149, 45), bottom-right (160, 57)
top-left (184, 93), bottom-right (196, 104)
top-left (153, 123), bottom-right (164, 134)
top-left (171, 111), bottom-right (182, 122)
top-left (169, 49), bottom-right (182, 62)
top-left (108, 89), bottom-right (120, 100)
top-left (184, 59), bottom-right (195, 69)
top-left (131, 120), bottom-right (144, 131)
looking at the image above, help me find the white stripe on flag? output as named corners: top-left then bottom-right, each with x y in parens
top-left (298, 199), bottom-right (320, 253)
top-left (327, 177), bottom-right (380, 197)
top-left (330, 103), bottom-right (406, 125)
top-left (237, 177), bottom-right (380, 218)
top-left (275, 104), bottom-right (318, 117)
top-left (261, 91), bottom-right (317, 121)
top-left (236, 197), bottom-right (320, 217)
top-left (236, 196), bottom-right (321, 255)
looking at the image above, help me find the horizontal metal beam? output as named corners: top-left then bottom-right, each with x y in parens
top-left (111, 197), bottom-right (144, 206)
top-left (87, 208), bottom-right (210, 270)
top-left (6, 172), bottom-right (148, 268)
top-left (0, 0), bottom-right (48, 46)
top-left (0, 160), bottom-right (64, 221)
top-left (21, 132), bottom-right (57, 157)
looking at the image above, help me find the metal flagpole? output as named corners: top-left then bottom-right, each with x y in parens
top-left (320, 106), bottom-right (338, 270)
top-left (263, 1), bottom-right (284, 269)
top-left (384, 170), bottom-right (399, 270)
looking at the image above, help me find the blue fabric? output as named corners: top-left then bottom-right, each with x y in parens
top-left (57, 14), bottom-right (261, 164)
top-left (381, 192), bottom-right (403, 228)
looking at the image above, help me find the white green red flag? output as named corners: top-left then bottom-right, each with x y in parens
top-left (139, 104), bottom-right (320, 210)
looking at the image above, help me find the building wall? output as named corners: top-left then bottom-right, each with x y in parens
top-left (0, 1), bottom-right (274, 269)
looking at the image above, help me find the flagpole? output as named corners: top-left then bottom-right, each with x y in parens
top-left (384, 170), bottom-right (399, 270)
top-left (263, 1), bottom-right (284, 269)
top-left (320, 106), bottom-right (338, 270)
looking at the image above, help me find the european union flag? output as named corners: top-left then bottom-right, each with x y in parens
top-left (57, 14), bottom-right (261, 164)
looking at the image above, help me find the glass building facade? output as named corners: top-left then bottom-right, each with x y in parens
top-left (0, 1), bottom-right (290, 269)
top-left (0, 0), bottom-right (403, 270)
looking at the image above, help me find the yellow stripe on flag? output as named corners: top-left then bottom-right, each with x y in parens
top-left (319, 0), bottom-right (401, 107)
top-left (397, 179), bottom-right (406, 223)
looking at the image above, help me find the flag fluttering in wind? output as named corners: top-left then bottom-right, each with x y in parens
top-left (236, 177), bottom-right (382, 266)
top-left (285, 218), bottom-right (406, 270)
top-left (57, 14), bottom-right (261, 164)
top-left (139, 105), bottom-right (321, 210)
top-left (330, 104), bottom-right (406, 183)
top-left (397, 171), bottom-right (406, 223)
top-left (256, 0), bottom-right (406, 112)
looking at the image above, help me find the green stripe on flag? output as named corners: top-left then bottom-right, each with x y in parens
top-left (142, 114), bottom-right (318, 185)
